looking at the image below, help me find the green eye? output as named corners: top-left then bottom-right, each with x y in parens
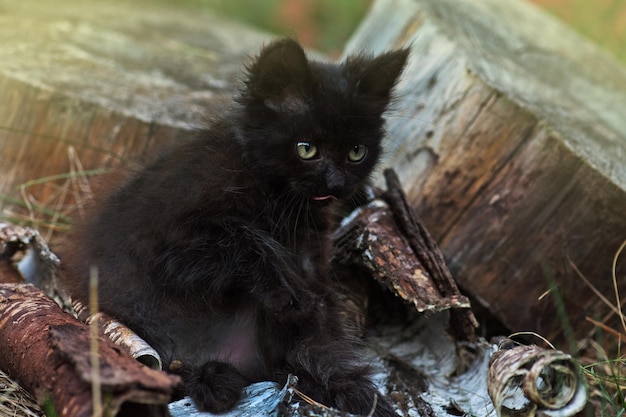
top-left (296, 142), bottom-right (318, 160)
top-left (348, 144), bottom-right (368, 162)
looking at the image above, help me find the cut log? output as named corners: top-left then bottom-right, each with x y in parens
top-left (346, 0), bottom-right (626, 346)
top-left (0, 283), bottom-right (181, 417)
top-left (0, 0), bottom-right (269, 235)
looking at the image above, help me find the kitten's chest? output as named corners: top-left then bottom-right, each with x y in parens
top-left (266, 200), bottom-right (331, 279)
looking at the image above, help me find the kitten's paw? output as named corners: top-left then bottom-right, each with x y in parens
top-left (295, 369), bottom-right (397, 417)
top-left (185, 361), bottom-right (248, 413)
top-left (331, 379), bottom-right (397, 417)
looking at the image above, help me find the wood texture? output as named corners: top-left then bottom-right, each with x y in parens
top-left (0, 283), bottom-right (181, 417)
top-left (0, 0), bottom-right (268, 225)
top-left (332, 170), bottom-right (477, 342)
top-left (347, 0), bottom-right (626, 345)
top-left (380, 169), bottom-right (477, 341)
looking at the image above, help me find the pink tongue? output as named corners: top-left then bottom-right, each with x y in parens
top-left (313, 195), bottom-right (337, 201)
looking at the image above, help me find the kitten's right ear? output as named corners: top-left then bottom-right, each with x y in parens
top-left (243, 38), bottom-right (312, 113)
top-left (347, 48), bottom-right (410, 110)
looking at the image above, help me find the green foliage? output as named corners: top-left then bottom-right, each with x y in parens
top-left (157, 0), bottom-right (371, 53)
top-left (534, 0), bottom-right (626, 65)
top-left (584, 357), bottom-right (626, 416)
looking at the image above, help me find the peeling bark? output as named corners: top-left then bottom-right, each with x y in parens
top-left (72, 299), bottom-right (163, 371)
top-left (488, 338), bottom-right (587, 417)
top-left (333, 170), bottom-right (477, 341)
top-left (380, 169), bottom-right (478, 341)
top-left (0, 283), bottom-right (181, 417)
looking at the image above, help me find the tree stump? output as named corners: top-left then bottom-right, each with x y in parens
top-left (0, 0), bottom-right (268, 234)
top-left (346, 0), bottom-right (626, 347)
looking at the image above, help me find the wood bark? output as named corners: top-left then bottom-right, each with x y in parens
top-left (487, 338), bottom-right (587, 417)
top-left (332, 170), bottom-right (477, 341)
top-left (0, 283), bottom-right (181, 417)
top-left (72, 300), bottom-right (163, 371)
top-left (346, 0), bottom-right (626, 346)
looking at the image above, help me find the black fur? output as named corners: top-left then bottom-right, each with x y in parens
top-left (60, 38), bottom-right (408, 416)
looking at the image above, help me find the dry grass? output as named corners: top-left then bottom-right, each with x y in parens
top-left (573, 240), bottom-right (626, 416)
top-left (0, 145), bottom-right (101, 416)
top-left (0, 370), bottom-right (42, 417)
top-left (1, 145), bottom-right (105, 246)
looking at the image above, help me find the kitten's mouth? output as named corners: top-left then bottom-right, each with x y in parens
top-left (312, 195), bottom-right (337, 202)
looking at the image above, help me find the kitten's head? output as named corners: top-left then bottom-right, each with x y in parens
top-left (235, 38), bottom-right (409, 202)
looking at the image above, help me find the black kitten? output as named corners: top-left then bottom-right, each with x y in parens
top-left (61, 39), bottom-right (408, 416)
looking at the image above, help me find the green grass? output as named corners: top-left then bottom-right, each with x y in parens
top-left (584, 358), bottom-right (626, 416)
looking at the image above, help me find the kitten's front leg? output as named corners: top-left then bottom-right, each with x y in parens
top-left (155, 220), bottom-right (318, 317)
top-left (249, 265), bottom-right (322, 320)
top-left (281, 298), bottom-right (397, 417)
top-left (245, 241), bottom-right (320, 319)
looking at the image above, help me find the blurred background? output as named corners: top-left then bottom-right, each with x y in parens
top-left (169, 0), bottom-right (626, 63)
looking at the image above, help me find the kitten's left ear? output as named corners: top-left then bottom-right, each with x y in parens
top-left (348, 48), bottom-right (410, 107)
top-left (244, 38), bottom-right (312, 113)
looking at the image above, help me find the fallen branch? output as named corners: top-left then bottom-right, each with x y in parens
top-left (0, 283), bottom-right (181, 417)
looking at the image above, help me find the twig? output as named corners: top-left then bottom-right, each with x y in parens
top-left (612, 240), bottom-right (626, 336)
top-left (89, 267), bottom-right (102, 417)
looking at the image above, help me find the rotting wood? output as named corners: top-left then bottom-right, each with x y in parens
top-left (332, 200), bottom-right (468, 314)
top-left (0, 283), bottom-right (181, 417)
top-left (332, 169), bottom-right (477, 342)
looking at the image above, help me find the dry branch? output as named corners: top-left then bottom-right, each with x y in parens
top-left (0, 283), bottom-right (181, 417)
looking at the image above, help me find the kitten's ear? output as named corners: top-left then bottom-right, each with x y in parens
top-left (349, 48), bottom-right (409, 107)
top-left (244, 38), bottom-right (312, 113)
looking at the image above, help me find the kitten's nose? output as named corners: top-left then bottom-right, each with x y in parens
top-left (325, 166), bottom-right (345, 196)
